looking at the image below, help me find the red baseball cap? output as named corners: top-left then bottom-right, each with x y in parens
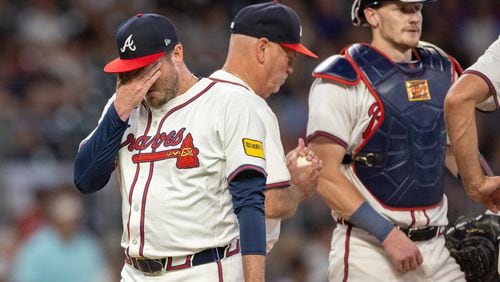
top-left (104, 13), bottom-right (179, 73)
top-left (230, 2), bottom-right (318, 59)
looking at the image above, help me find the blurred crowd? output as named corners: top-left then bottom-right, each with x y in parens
top-left (0, 0), bottom-right (499, 281)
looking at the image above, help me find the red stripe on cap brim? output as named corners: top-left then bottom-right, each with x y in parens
top-left (103, 51), bottom-right (166, 73)
top-left (280, 43), bottom-right (318, 59)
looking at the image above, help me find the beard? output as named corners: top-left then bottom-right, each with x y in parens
top-left (147, 70), bottom-right (179, 109)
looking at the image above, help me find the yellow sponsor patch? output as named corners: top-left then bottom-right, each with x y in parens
top-left (406, 80), bottom-right (431, 101)
top-left (242, 138), bottom-right (265, 159)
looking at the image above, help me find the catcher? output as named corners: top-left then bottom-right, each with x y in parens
top-left (446, 212), bottom-right (500, 282)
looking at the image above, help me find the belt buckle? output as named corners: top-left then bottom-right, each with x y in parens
top-left (405, 226), bottom-right (438, 241)
top-left (133, 257), bottom-right (165, 275)
top-left (405, 227), bottom-right (421, 240)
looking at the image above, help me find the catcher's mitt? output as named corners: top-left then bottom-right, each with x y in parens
top-left (445, 214), bottom-right (500, 282)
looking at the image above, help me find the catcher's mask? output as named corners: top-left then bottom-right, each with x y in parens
top-left (351, 0), bottom-right (436, 27)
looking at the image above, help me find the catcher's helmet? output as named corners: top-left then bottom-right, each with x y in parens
top-left (351, 0), bottom-right (435, 27)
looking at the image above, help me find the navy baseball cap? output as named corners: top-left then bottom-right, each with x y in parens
top-left (230, 2), bottom-right (318, 59)
top-left (104, 13), bottom-right (179, 73)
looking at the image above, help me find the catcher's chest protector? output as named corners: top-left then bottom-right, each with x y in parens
top-left (348, 43), bottom-right (453, 208)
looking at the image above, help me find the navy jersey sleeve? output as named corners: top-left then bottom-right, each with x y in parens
top-left (229, 170), bottom-right (266, 256)
top-left (74, 103), bottom-right (128, 193)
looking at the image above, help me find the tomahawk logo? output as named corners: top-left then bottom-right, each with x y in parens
top-left (120, 34), bottom-right (136, 53)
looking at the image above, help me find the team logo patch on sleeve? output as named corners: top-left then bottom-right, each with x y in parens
top-left (242, 138), bottom-right (265, 159)
top-left (406, 80), bottom-right (431, 101)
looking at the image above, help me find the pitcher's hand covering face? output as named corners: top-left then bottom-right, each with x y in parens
top-left (143, 53), bottom-right (180, 108)
top-left (115, 62), bottom-right (161, 121)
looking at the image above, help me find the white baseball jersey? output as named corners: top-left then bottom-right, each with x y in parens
top-left (307, 64), bottom-right (464, 281)
top-left (209, 70), bottom-right (291, 253)
top-left (465, 36), bottom-right (500, 111)
top-left (84, 76), bottom-right (267, 259)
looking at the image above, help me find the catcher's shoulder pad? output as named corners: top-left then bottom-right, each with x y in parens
top-left (417, 40), bottom-right (463, 75)
top-left (312, 54), bottom-right (360, 86)
top-left (417, 41), bottom-right (448, 58)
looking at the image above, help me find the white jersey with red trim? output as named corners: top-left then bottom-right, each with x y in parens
top-left (464, 36), bottom-right (500, 111)
top-left (209, 70), bottom-right (291, 253)
top-left (87, 76), bottom-right (267, 258)
top-left (307, 78), bottom-right (449, 228)
top-left (307, 57), bottom-right (465, 281)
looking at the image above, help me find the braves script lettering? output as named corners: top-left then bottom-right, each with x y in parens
top-left (121, 128), bottom-right (185, 152)
top-left (121, 129), bottom-right (199, 168)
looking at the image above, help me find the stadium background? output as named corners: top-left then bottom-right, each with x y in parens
top-left (0, 0), bottom-right (498, 281)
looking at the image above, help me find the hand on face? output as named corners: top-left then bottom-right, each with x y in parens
top-left (114, 61), bottom-right (161, 121)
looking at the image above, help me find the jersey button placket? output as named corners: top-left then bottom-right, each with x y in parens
top-left (128, 196), bottom-right (142, 255)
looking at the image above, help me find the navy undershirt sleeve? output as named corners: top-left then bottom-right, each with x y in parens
top-left (229, 170), bottom-right (266, 256)
top-left (74, 103), bottom-right (128, 194)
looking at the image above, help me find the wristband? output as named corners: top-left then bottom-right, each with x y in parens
top-left (348, 202), bottom-right (393, 242)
